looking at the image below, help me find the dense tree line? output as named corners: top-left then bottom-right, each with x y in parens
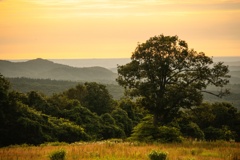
top-left (1, 74), bottom-right (240, 147)
top-left (7, 77), bottom-right (240, 109)
top-left (0, 74), bottom-right (145, 146)
top-left (7, 77), bottom-right (124, 99)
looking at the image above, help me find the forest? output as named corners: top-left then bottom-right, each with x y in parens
top-left (1, 35), bottom-right (240, 150)
top-left (1, 73), bottom-right (240, 147)
top-left (6, 77), bottom-right (240, 110)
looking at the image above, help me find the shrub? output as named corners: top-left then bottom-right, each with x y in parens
top-left (148, 150), bottom-right (168, 160)
top-left (181, 122), bottom-right (205, 140)
top-left (129, 115), bottom-right (183, 143)
top-left (129, 115), bottom-right (160, 142)
top-left (158, 126), bottom-right (183, 143)
top-left (49, 149), bottom-right (66, 160)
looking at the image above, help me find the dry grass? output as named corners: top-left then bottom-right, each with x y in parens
top-left (0, 141), bottom-right (239, 160)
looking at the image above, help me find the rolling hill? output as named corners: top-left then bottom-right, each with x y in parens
top-left (0, 58), bottom-right (117, 83)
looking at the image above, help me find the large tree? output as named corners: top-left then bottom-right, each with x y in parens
top-left (117, 35), bottom-right (230, 126)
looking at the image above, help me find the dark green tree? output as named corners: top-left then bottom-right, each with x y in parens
top-left (100, 113), bottom-right (125, 139)
top-left (0, 74), bottom-right (10, 105)
top-left (190, 102), bottom-right (239, 141)
top-left (129, 115), bottom-right (182, 142)
top-left (180, 122), bottom-right (205, 140)
top-left (27, 91), bottom-right (50, 112)
top-left (0, 75), bottom-right (89, 146)
top-left (118, 98), bottom-right (146, 126)
top-left (117, 34), bottom-right (230, 126)
top-left (211, 102), bottom-right (239, 128)
top-left (83, 82), bottom-right (115, 115)
top-left (65, 82), bottom-right (115, 115)
top-left (190, 103), bottom-right (216, 129)
top-left (111, 108), bottom-right (133, 137)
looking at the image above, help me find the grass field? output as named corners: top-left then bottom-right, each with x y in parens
top-left (0, 141), bottom-right (239, 160)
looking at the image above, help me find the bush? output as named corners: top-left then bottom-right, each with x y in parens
top-left (129, 115), bottom-right (183, 143)
top-left (148, 150), bottom-right (168, 160)
top-left (158, 126), bottom-right (183, 143)
top-left (181, 122), bottom-right (205, 140)
top-left (129, 115), bottom-right (160, 142)
top-left (49, 149), bottom-right (66, 160)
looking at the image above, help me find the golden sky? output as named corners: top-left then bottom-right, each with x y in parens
top-left (0, 0), bottom-right (240, 59)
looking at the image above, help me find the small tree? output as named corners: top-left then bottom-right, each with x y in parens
top-left (117, 34), bottom-right (230, 126)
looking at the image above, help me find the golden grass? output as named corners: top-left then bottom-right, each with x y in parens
top-left (0, 141), bottom-right (239, 160)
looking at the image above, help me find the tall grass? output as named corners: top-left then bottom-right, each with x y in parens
top-left (0, 141), bottom-right (239, 160)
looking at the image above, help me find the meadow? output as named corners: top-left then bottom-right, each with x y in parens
top-left (0, 141), bottom-right (239, 160)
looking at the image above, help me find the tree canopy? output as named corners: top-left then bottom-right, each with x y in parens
top-left (117, 34), bottom-right (230, 126)
top-left (64, 82), bottom-right (115, 115)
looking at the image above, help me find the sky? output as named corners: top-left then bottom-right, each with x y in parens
top-left (0, 0), bottom-right (240, 59)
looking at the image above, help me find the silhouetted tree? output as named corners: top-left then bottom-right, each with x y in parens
top-left (117, 34), bottom-right (230, 126)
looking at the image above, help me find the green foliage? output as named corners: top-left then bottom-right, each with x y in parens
top-left (130, 115), bottom-right (182, 143)
top-left (49, 149), bottom-right (66, 160)
top-left (0, 75), bottom-right (90, 146)
top-left (100, 113), bottom-right (125, 139)
top-left (204, 126), bottom-right (236, 141)
top-left (111, 108), bottom-right (133, 137)
top-left (190, 102), bottom-right (239, 141)
top-left (64, 82), bottom-right (115, 115)
top-left (84, 82), bottom-right (115, 115)
top-left (27, 91), bottom-right (52, 113)
top-left (190, 103), bottom-right (216, 129)
top-left (7, 77), bottom-right (240, 110)
top-left (7, 77), bottom-right (78, 96)
top-left (211, 102), bottom-right (238, 128)
top-left (0, 74), bottom-right (10, 111)
top-left (148, 150), bottom-right (168, 160)
top-left (118, 98), bottom-right (146, 126)
top-left (62, 105), bottom-right (102, 140)
top-left (117, 34), bottom-right (230, 126)
top-left (8, 77), bottom-right (126, 100)
top-left (49, 117), bottom-right (90, 142)
top-left (100, 124), bottom-right (125, 140)
top-left (181, 122), bottom-right (205, 140)
top-left (1, 73), bottom-right (240, 146)
top-left (101, 113), bottom-right (116, 125)
top-left (129, 115), bottom-right (159, 142)
top-left (204, 126), bottom-right (223, 141)
top-left (158, 126), bottom-right (183, 143)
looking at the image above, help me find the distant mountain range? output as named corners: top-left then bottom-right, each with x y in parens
top-left (1, 57), bottom-right (240, 84)
top-left (0, 58), bottom-right (117, 83)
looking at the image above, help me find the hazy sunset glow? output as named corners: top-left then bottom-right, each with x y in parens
top-left (0, 0), bottom-right (240, 59)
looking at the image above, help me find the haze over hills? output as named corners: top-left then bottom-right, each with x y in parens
top-left (2, 57), bottom-right (240, 83)
top-left (1, 57), bottom-right (240, 109)
top-left (9, 57), bottom-right (240, 67)
top-left (9, 58), bottom-right (131, 70)
top-left (0, 58), bottom-right (117, 83)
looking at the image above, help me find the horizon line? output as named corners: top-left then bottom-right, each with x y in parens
top-left (2, 55), bottom-right (240, 61)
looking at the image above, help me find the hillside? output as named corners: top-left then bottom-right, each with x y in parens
top-left (7, 77), bottom-right (124, 99)
top-left (0, 58), bottom-right (117, 83)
